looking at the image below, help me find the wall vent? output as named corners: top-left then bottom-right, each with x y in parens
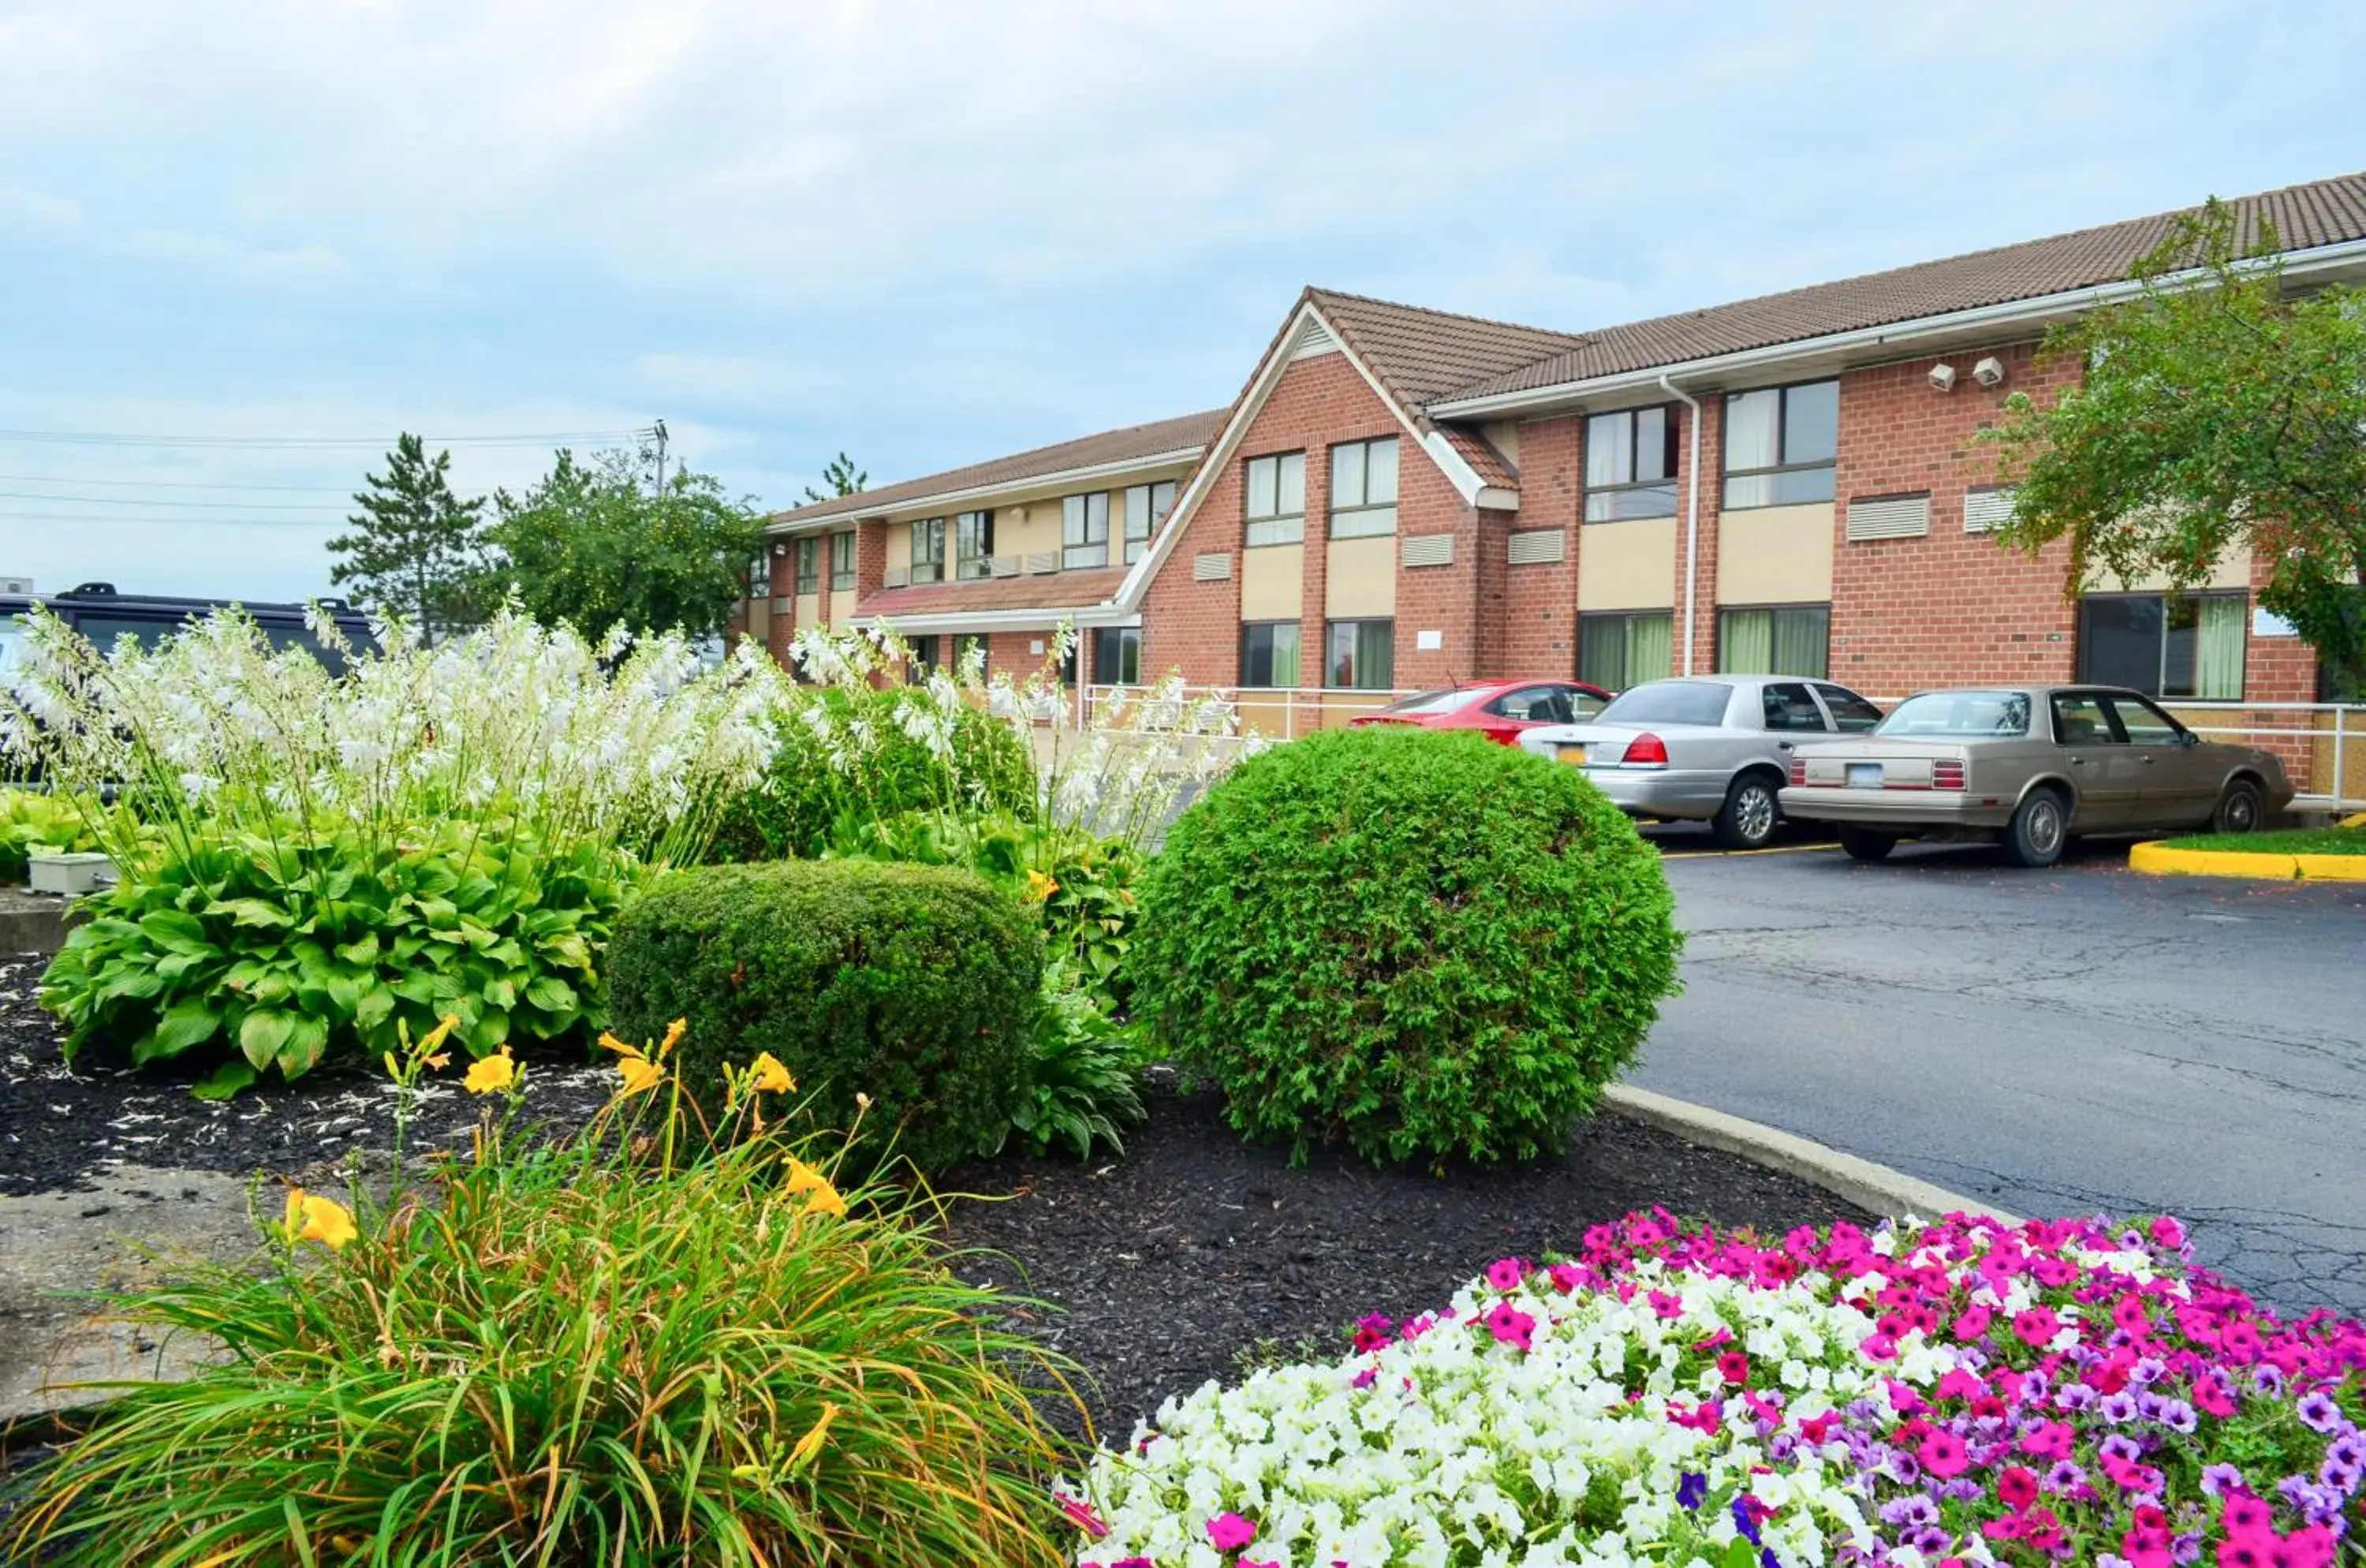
top-left (1506, 528), bottom-right (1566, 566)
top-left (1962, 487), bottom-right (2016, 534)
top-left (1401, 532), bottom-right (1455, 568)
top-left (1024, 551), bottom-right (1059, 575)
top-left (1845, 492), bottom-right (1931, 542)
top-left (1289, 317), bottom-right (1340, 360)
top-left (1192, 551), bottom-right (1233, 581)
top-left (882, 566), bottom-right (911, 588)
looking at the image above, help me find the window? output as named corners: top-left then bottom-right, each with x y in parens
top-left (1062, 491), bottom-right (1110, 569)
top-left (2107, 694), bottom-right (2186, 747)
top-left (1244, 451), bottom-right (1305, 547)
top-left (1760, 681), bottom-right (1828, 732)
top-left (1328, 438), bottom-right (1399, 538)
top-left (1878, 691), bottom-right (2032, 739)
top-left (955, 510), bottom-right (995, 580)
top-left (748, 550), bottom-right (772, 598)
top-left (1584, 406), bottom-right (1678, 521)
top-left (953, 633), bottom-right (990, 674)
top-left (1485, 685), bottom-right (1595, 724)
top-left (2051, 693), bottom-right (2120, 746)
top-left (793, 536), bottom-right (819, 595)
top-left (1122, 481), bottom-right (1176, 564)
top-left (1092, 625), bottom-right (1141, 685)
top-left (911, 518), bottom-right (946, 583)
top-left (829, 530), bottom-right (855, 591)
top-left (1577, 611), bottom-right (1674, 692)
top-left (1812, 683), bottom-right (1885, 733)
top-left (908, 634), bottom-right (941, 679)
top-left (1723, 379), bottom-right (1838, 508)
top-left (1596, 681), bottom-right (1732, 726)
top-left (1239, 621), bottom-right (1301, 688)
top-left (1718, 604), bottom-right (1830, 679)
top-left (1325, 619), bottom-right (1394, 689)
top-left (2077, 592), bottom-right (2245, 699)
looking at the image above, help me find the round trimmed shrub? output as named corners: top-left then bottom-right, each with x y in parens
top-left (606, 859), bottom-right (1042, 1171)
top-left (1131, 726), bottom-right (1680, 1167)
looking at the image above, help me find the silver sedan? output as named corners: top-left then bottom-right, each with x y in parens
top-left (1779, 685), bottom-right (2296, 868)
top-left (1517, 675), bottom-right (1886, 849)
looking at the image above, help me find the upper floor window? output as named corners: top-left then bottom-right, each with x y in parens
top-left (1723, 379), bottom-right (1838, 509)
top-left (748, 549), bottom-right (772, 598)
top-left (1122, 481), bottom-right (1176, 565)
top-left (911, 517), bottom-right (946, 583)
top-left (1328, 438), bottom-right (1399, 538)
top-left (1244, 451), bottom-right (1305, 547)
top-left (1584, 405), bottom-right (1678, 521)
top-left (955, 510), bottom-right (995, 580)
top-left (793, 536), bottom-right (819, 595)
top-left (829, 530), bottom-right (855, 591)
top-left (2078, 592), bottom-right (2245, 700)
top-left (1062, 491), bottom-right (1110, 569)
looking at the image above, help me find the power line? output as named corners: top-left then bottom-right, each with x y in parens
top-left (0, 426), bottom-right (655, 450)
top-left (0, 490), bottom-right (366, 512)
top-left (1, 512), bottom-right (348, 528)
top-left (0, 472), bottom-right (379, 493)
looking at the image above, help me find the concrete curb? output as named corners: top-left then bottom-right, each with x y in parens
top-left (0, 888), bottom-right (70, 956)
top-left (2128, 841), bottom-right (2366, 883)
top-left (1606, 1084), bottom-right (2021, 1226)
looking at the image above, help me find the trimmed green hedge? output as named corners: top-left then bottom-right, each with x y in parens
top-left (1130, 727), bottom-right (1681, 1167)
top-left (605, 859), bottom-right (1042, 1172)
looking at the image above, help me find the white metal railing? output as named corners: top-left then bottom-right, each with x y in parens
top-left (1080, 682), bottom-right (1424, 744)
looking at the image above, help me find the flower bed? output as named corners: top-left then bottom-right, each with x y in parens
top-left (1065, 1211), bottom-right (2366, 1566)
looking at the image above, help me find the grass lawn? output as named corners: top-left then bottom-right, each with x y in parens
top-left (2158, 826), bottom-right (2366, 855)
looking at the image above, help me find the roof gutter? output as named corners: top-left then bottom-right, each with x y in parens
top-left (767, 444), bottom-right (1208, 533)
top-left (847, 605), bottom-right (1141, 634)
top-left (1658, 372), bottom-right (1703, 678)
top-left (1427, 237), bottom-right (2366, 420)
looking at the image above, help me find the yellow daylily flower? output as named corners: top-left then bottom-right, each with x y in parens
top-left (282, 1187), bottom-right (359, 1250)
top-left (745, 1052), bottom-right (795, 1096)
top-left (801, 1182), bottom-right (847, 1219)
top-left (614, 1055), bottom-right (666, 1096)
top-left (784, 1157), bottom-right (828, 1195)
top-left (462, 1048), bottom-right (516, 1096)
top-left (788, 1404), bottom-right (840, 1472)
top-left (660, 1017), bottom-right (687, 1058)
top-left (1024, 869), bottom-right (1059, 902)
top-left (597, 1030), bottom-right (642, 1061)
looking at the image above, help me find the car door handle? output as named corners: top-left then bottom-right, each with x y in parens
top-left (2069, 755), bottom-right (2092, 766)
top-left (2140, 755), bottom-right (2156, 765)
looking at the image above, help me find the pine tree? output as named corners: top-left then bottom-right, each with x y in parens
top-left (803, 452), bottom-right (866, 503)
top-left (327, 433), bottom-right (489, 644)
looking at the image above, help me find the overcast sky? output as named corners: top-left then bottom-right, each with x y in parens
top-left (3, 0), bottom-right (2361, 604)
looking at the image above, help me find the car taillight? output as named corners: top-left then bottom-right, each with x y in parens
top-left (1932, 759), bottom-right (1967, 790)
top-left (1622, 732), bottom-right (1668, 766)
top-left (1788, 757), bottom-right (1807, 786)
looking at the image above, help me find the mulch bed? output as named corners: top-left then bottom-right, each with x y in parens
top-left (4, 948), bottom-right (1868, 1450)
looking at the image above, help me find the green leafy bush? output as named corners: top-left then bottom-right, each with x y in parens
top-left (1130, 727), bottom-right (1681, 1167)
top-left (41, 821), bottom-right (632, 1092)
top-left (605, 859), bottom-right (1042, 1172)
top-left (5, 1056), bottom-right (1077, 1566)
top-left (1006, 959), bottom-right (1147, 1160)
top-left (0, 787), bottom-right (117, 883)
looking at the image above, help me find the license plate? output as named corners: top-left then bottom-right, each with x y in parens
top-left (1556, 744), bottom-right (1588, 766)
top-left (1847, 763), bottom-right (1884, 790)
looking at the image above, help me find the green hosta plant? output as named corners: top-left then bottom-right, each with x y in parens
top-left (0, 787), bottom-right (123, 883)
top-left (41, 820), bottom-right (636, 1093)
top-left (1005, 959), bottom-right (1147, 1161)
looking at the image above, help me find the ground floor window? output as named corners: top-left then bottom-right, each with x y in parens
top-left (1577, 610), bottom-right (1674, 691)
top-left (1240, 621), bottom-right (1302, 689)
top-left (1718, 603), bottom-right (1829, 679)
top-left (2078, 592), bottom-right (2245, 699)
top-left (907, 633), bottom-right (941, 680)
top-left (1092, 625), bottom-right (1141, 685)
top-left (953, 633), bottom-right (989, 674)
top-left (1326, 619), bottom-right (1394, 689)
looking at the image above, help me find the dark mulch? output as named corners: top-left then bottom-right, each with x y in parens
top-left (939, 1072), bottom-right (1869, 1443)
top-left (0, 954), bottom-right (616, 1196)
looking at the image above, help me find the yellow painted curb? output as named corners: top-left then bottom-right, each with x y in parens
top-left (2129, 841), bottom-right (2366, 882)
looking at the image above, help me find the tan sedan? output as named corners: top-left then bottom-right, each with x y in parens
top-left (1779, 685), bottom-right (2294, 868)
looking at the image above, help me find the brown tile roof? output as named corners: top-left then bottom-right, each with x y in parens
top-left (770, 408), bottom-right (1226, 528)
top-left (1305, 289), bottom-right (1593, 409)
top-left (1441, 170), bottom-right (2366, 402)
top-left (854, 566), bottom-right (1130, 621)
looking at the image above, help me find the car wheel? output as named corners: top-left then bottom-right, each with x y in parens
top-left (2002, 787), bottom-right (2069, 868)
top-left (1711, 773), bottom-right (1782, 850)
top-left (2210, 777), bottom-right (2265, 835)
top-left (1838, 826), bottom-right (1897, 863)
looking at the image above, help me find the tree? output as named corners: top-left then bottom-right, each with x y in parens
top-left (483, 443), bottom-right (767, 640)
top-left (327, 433), bottom-right (491, 642)
top-left (803, 451), bottom-right (865, 503)
top-left (1981, 198), bottom-right (2366, 696)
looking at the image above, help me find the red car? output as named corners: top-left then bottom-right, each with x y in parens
top-left (1348, 679), bottom-right (1612, 745)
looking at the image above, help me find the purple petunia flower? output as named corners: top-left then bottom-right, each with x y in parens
top-left (2200, 1462), bottom-right (2246, 1498)
top-left (1879, 1496), bottom-right (1939, 1529)
top-left (2055, 1382), bottom-right (2099, 1412)
top-left (2252, 1364), bottom-right (2286, 1397)
top-left (2045, 1460), bottom-right (2088, 1493)
top-left (2328, 1433), bottom-right (2366, 1469)
top-left (2298, 1391), bottom-right (2344, 1434)
top-left (2099, 1391), bottom-right (2139, 1424)
top-left (2156, 1398), bottom-right (2198, 1434)
top-left (2171, 1531), bottom-right (2204, 1565)
top-left (1676, 1471), bottom-right (1708, 1511)
top-left (2130, 1356), bottom-right (2166, 1387)
top-left (2099, 1433), bottom-right (2144, 1465)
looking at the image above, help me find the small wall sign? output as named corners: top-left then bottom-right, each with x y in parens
top-left (1415, 629), bottom-right (1443, 651)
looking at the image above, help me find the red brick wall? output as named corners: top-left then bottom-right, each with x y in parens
top-left (1675, 393), bottom-right (1722, 680)
top-left (1497, 414), bottom-right (1582, 679)
top-left (1828, 342), bottom-right (2082, 698)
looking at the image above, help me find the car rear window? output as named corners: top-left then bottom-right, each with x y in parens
top-left (1875, 691), bottom-right (2031, 738)
top-left (1373, 688), bottom-right (1472, 715)
top-left (1595, 681), bottom-right (1733, 726)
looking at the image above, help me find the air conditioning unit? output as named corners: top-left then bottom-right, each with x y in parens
top-left (0, 576), bottom-right (32, 595)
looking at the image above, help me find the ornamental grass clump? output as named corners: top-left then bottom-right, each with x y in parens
top-left (6, 1025), bottom-right (1082, 1567)
top-left (1131, 726), bottom-right (1681, 1167)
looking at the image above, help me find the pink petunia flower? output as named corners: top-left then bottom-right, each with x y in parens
top-left (1919, 1431), bottom-right (1970, 1479)
top-left (1483, 1299), bottom-right (1536, 1352)
top-left (1484, 1256), bottom-right (1526, 1292)
top-left (1054, 1491), bottom-right (1109, 1540)
top-left (1206, 1511), bottom-right (1257, 1551)
top-left (2012, 1307), bottom-right (2062, 1348)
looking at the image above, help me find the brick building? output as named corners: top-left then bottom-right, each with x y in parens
top-left (751, 173), bottom-right (2366, 733)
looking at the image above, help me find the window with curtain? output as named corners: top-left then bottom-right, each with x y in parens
top-left (1123, 481), bottom-right (1176, 564)
top-left (1245, 451), bottom-right (1306, 547)
top-left (1092, 625), bottom-right (1141, 685)
top-left (910, 518), bottom-right (946, 583)
top-left (1062, 492), bottom-right (1110, 569)
top-left (1723, 380), bottom-right (1838, 509)
top-left (1584, 405), bottom-right (1679, 521)
top-left (908, 634), bottom-right (941, 680)
top-left (1329, 438), bottom-right (1400, 538)
top-left (748, 550), bottom-right (771, 598)
top-left (954, 511), bottom-right (995, 579)
top-left (1240, 621), bottom-right (1301, 688)
top-left (2077, 592), bottom-right (2245, 699)
top-left (1717, 604), bottom-right (1830, 678)
top-left (793, 537), bottom-right (819, 594)
top-left (1577, 612), bottom-right (1674, 691)
top-left (1325, 619), bottom-right (1395, 689)
top-left (829, 531), bottom-right (855, 590)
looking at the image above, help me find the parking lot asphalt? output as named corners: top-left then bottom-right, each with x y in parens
top-left (1629, 827), bottom-right (2366, 1316)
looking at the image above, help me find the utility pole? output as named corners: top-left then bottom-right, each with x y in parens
top-left (651, 419), bottom-right (669, 496)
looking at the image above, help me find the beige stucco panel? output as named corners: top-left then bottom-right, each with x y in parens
top-left (1241, 543), bottom-right (1304, 621)
top-left (1482, 420), bottom-right (1519, 467)
top-left (883, 520), bottom-right (912, 568)
top-left (1717, 502), bottom-right (1834, 603)
top-left (1576, 517), bottom-right (1677, 610)
top-left (1326, 536), bottom-right (1397, 618)
top-left (2106, 543), bottom-right (2252, 593)
top-left (830, 588), bottom-right (859, 623)
top-left (997, 502), bottom-right (1060, 559)
top-left (794, 592), bottom-right (821, 629)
